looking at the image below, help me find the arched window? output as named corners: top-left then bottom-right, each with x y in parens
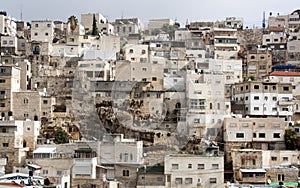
top-left (23, 98), bottom-right (29, 104)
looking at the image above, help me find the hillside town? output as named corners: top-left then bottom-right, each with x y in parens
top-left (0, 8), bottom-right (300, 188)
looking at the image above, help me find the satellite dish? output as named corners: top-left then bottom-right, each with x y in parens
top-left (267, 179), bottom-right (271, 184)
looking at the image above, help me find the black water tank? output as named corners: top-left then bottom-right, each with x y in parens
top-left (8, 111), bottom-right (12, 116)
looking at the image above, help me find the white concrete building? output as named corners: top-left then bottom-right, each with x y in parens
top-left (233, 81), bottom-right (294, 120)
top-left (31, 21), bottom-right (54, 43)
top-left (0, 13), bottom-right (16, 36)
top-left (213, 28), bottom-right (239, 59)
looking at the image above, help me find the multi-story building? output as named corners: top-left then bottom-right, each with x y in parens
top-left (230, 149), bottom-right (299, 185)
top-left (0, 12), bottom-right (16, 36)
top-left (164, 153), bottom-right (224, 188)
top-left (100, 134), bottom-right (144, 188)
top-left (232, 81), bottom-right (294, 121)
top-left (244, 49), bottom-right (272, 80)
top-left (12, 91), bottom-right (41, 121)
top-left (113, 18), bottom-right (143, 37)
top-left (0, 65), bottom-right (21, 118)
top-left (213, 27), bottom-right (239, 59)
top-left (0, 120), bottom-right (27, 173)
top-left (78, 60), bottom-right (112, 81)
top-left (30, 21), bottom-right (54, 43)
top-left (223, 117), bottom-right (286, 152)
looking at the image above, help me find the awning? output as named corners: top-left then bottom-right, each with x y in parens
top-left (240, 168), bottom-right (266, 173)
top-left (27, 164), bottom-right (41, 170)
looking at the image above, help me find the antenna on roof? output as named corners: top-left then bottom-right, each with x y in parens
top-left (20, 3), bottom-right (23, 21)
top-left (121, 11), bottom-right (123, 19)
top-left (262, 11), bottom-right (266, 30)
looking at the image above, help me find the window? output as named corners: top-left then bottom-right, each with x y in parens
top-left (259, 133), bottom-right (265, 138)
top-left (141, 50), bottom-right (146, 54)
top-left (198, 164), bottom-right (205, 169)
top-left (254, 96), bottom-right (259, 100)
top-left (254, 85), bottom-right (259, 89)
top-left (2, 143), bottom-right (8, 147)
top-left (35, 24), bottom-right (38, 27)
top-left (43, 100), bottom-right (48, 104)
top-left (242, 123), bottom-right (249, 127)
top-left (185, 178), bottom-right (192, 184)
top-left (45, 32), bottom-right (49, 36)
top-left (273, 133), bottom-right (280, 138)
top-left (188, 164), bottom-right (192, 169)
top-left (175, 178), bottom-right (183, 184)
top-left (283, 86), bottom-right (289, 91)
top-left (273, 122), bottom-right (280, 127)
top-left (23, 98), bottom-right (29, 104)
top-left (283, 157), bottom-right (288, 161)
top-left (157, 177), bottom-right (163, 181)
top-left (209, 178), bottom-right (217, 184)
top-left (123, 170), bottom-right (129, 176)
top-left (250, 55), bottom-right (255, 59)
top-left (278, 174), bottom-right (284, 181)
top-left (142, 78), bottom-right (147, 82)
top-left (190, 99), bottom-right (205, 109)
top-left (0, 103), bottom-right (5, 107)
top-left (142, 68), bottom-right (147, 72)
top-left (236, 133), bottom-right (244, 138)
top-left (271, 157), bottom-right (277, 161)
top-left (172, 164), bottom-right (179, 169)
top-left (0, 68), bottom-right (6, 73)
top-left (152, 77), bottom-right (157, 81)
top-left (258, 122), bottom-right (265, 127)
top-left (43, 170), bottom-right (48, 175)
top-left (230, 123), bottom-right (237, 127)
top-left (0, 79), bottom-right (5, 83)
top-left (129, 49), bottom-right (133, 53)
top-left (212, 164), bottom-right (219, 169)
top-left (2, 40), bottom-right (7, 45)
top-left (272, 97), bottom-right (277, 101)
top-left (34, 32), bottom-right (38, 36)
top-left (253, 133), bottom-right (256, 138)
top-left (254, 107), bottom-right (259, 111)
top-left (47, 23), bottom-right (51, 27)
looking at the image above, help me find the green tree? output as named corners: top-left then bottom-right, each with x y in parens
top-left (284, 129), bottom-right (297, 150)
top-left (54, 127), bottom-right (69, 144)
top-left (68, 15), bottom-right (78, 33)
top-left (91, 14), bottom-right (98, 36)
top-left (161, 23), bottom-right (179, 40)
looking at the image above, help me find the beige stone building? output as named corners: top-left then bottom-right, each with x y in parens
top-left (0, 120), bottom-right (27, 173)
top-left (12, 91), bottom-right (41, 121)
top-left (224, 117), bottom-right (286, 151)
top-left (245, 49), bottom-right (272, 80)
top-left (164, 154), bottom-right (224, 188)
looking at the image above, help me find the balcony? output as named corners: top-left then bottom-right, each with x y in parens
top-left (278, 100), bottom-right (294, 106)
